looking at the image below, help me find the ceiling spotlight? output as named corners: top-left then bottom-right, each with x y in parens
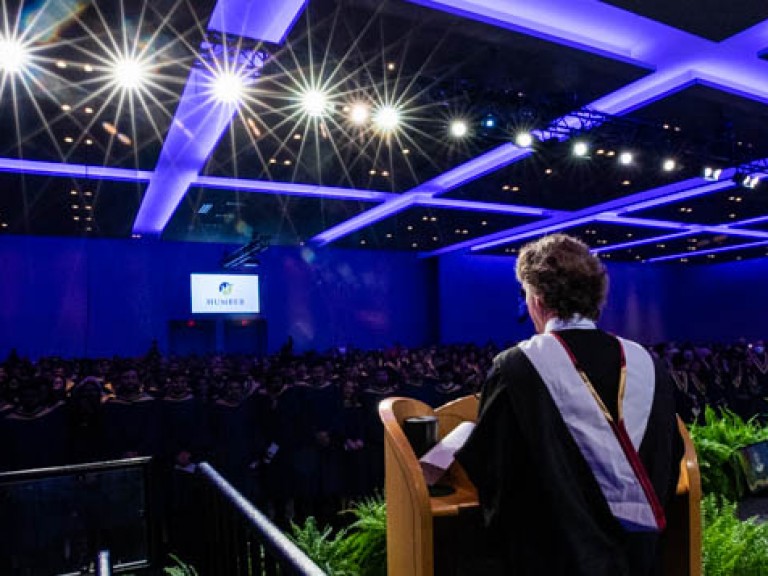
top-left (450, 119), bottom-right (469, 138)
top-left (112, 56), bottom-right (147, 90)
top-left (373, 105), bottom-right (400, 132)
top-left (703, 166), bottom-right (722, 181)
top-left (481, 114), bottom-right (496, 129)
top-left (212, 71), bottom-right (245, 104)
top-left (618, 151), bottom-right (633, 165)
top-left (572, 141), bottom-right (589, 157)
top-left (515, 132), bottom-right (533, 148)
top-left (0, 37), bottom-right (29, 74)
top-left (349, 102), bottom-right (369, 125)
top-left (662, 158), bottom-right (676, 172)
top-left (301, 89), bottom-right (329, 117)
top-left (740, 173), bottom-right (760, 189)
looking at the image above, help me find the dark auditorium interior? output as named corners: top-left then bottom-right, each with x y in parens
top-left (1, 0), bottom-right (768, 574)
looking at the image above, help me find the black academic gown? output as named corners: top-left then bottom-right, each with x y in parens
top-left (455, 329), bottom-right (683, 576)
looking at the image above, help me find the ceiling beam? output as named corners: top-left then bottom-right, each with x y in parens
top-left (131, 0), bottom-right (307, 237)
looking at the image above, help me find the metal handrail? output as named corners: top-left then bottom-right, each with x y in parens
top-left (197, 462), bottom-right (327, 576)
top-left (95, 550), bottom-right (112, 576)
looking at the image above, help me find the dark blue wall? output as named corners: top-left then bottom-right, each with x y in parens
top-left (437, 252), bottom-right (768, 346)
top-left (0, 236), bottom-right (435, 359)
top-left (1, 234), bottom-right (764, 359)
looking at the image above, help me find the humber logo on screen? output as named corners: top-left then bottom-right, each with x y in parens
top-left (190, 274), bottom-right (260, 314)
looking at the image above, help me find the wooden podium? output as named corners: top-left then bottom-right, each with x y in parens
top-left (379, 396), bottom-right (702, 576)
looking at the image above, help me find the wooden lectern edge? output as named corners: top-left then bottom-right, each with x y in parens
top-left (379, 397), bottom-right (433, 512)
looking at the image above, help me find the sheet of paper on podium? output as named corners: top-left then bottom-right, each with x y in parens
top-left (419, 421), bottom-right (476, 485)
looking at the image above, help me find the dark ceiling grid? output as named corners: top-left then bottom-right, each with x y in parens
top-left (0, 0), bottom-right (766, 263)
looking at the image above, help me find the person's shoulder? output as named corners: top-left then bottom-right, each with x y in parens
top-left (490, 343), bottom-right (536, 377)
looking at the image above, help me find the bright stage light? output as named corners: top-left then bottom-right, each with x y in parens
top-left (349, 102), bottom-right (369, 125)
top-left (0, 37), bottom-right (29, 74)
top-left (740, 174), bottom-right (760, 189)
top-left (302, 89), bottom-right (329, 117)
top-left (373, 105), bottom-right (400, 132)
top-left (112, 57), bottom-right (147, 90)
top-left (572, 141), bottom-right (589, 157)
top-left (662, 158), bottom-right (676, 172)
top-left (212, 71), bottom-right (245, 104)
top-left (703, 166), bottom-right (722, 181)
top-left (450, 119), bottom-right (469, 138)
top-left (618, 151), bottom-right (633, 165)
top-left (515, 132), bottom-right (533, 148)
top-left (481, 114), bottom-right (496, 129)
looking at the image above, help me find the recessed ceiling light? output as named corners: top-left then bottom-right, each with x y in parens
top-left (369, 169), bottom-right (376, 175)
top-left (283, 159), bottom-right (292, 166)
top-left (387, 62), bottom-right (396, 71)
top-left (85, 139), bottom-right (93, 145)
top-left (515, 132), bottom-right (533, 148)
top-left (572, 141), bottom-right (589, 157)
top-left (386, 233), bottom-right (393, 238)
top-left (349, 102), bottom-right (370, 125)
top-left (360, 239), bottom-right (366, 245)
top-left (407, 225), bottom-right (413, 231)
top-left (70, 189), bottom-right (77, 195)
top-left (402, 149), bottom-right (410, 155)
top-left (412, 242), bottom-right (418, 248)
top-left (269, 158), bottom-right (277, 164)
top-left (64, 136), bottom-right (74, 143)
top-left (61, 104), bottom-right (71, 112)
top-left (622, 180), bottom-right (631, 186)
top-left (56, 60), bottom-right (67, 69)
top-left (84, 64), bottom-right (93, 72)
top-left (84, 106), bottom-right (93, 114)
top-left (381, 171), bottom-right (389, 177)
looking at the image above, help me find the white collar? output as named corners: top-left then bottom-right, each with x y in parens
top-left (545, 316), bottom-right (597, 333)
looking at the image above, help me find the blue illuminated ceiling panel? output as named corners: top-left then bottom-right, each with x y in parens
top-left (1, 0), bottom-right (768, 263)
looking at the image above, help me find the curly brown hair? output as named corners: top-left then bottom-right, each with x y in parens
top-left (516, 234), bottom-right (608, 320)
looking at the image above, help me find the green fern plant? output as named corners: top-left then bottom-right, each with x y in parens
top-left (688, 406), bottom-right (768, 499)
top-left (702, 494), bottom-right (768, 575)
top-left (290, 495), bottom-right (387, 576)
top-left (340, 495), bottom-right (387, 576)
top-left (289, 516), bottom-right (358, 576)
top-left (163, 553), bottom-right (199, 576)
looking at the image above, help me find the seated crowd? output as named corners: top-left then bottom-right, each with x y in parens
top-left (0, 342), bottom-right (494, 529)
top-left (0, 337), bottom-right (766, 529)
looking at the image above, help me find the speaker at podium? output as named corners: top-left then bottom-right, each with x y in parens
top-left (379, 396), bottom-right (702, 576)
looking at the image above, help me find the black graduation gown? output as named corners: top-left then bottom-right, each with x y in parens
top-left (102, 395), bottom-right (161, 459)
top-left (254, 386), bottom-right (304, 500)
top-left (161, 394), bottom-right (208, 464)
top-left (0, 402), bottom-right (69, 471)
top-left (455, 329), bottom-right (683, 576)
